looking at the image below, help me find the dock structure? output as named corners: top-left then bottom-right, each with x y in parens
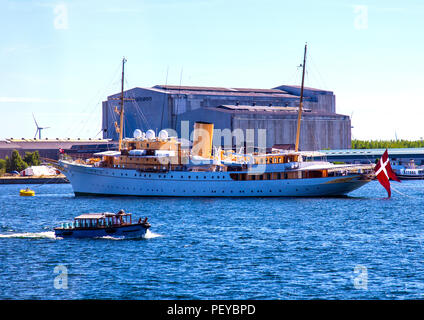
top-left (319, 148), bottom-right (424, 165)
top-left (102, 84), bottom-right (351, 151)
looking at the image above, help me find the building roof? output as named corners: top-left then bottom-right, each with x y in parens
top-left (154, 85), bottom-right (290, 94)
top-left (149, 85), bottom-right (300, 99)
top-left (321, 148), bottom-right (424, 157)
top-left (217, 104), bottom-right (311, 113)
top-left (154, 85), bottom-right (239, 92)
top-left (274, 85), bottom-right (333, 95)
top-left (0, 139), bottom-right (112, 150)
top-left (107, 84), bottom-right (330, 101)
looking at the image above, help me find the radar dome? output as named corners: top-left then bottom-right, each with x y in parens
top-left (158, 130), bottom-right (169, 140)
top-left (146, 129), bottom-right (156, 140)
top-left (133, 129), bottom-right (143, 139)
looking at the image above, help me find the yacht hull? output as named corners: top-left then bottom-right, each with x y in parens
top-left (60, 161), bottom-right (370, 197)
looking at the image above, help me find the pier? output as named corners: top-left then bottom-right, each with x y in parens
top-left (0, 175), bottom-right (69, 184)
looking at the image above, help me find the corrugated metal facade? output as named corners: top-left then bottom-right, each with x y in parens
top-left (102, 85), bottom-right (351, 150)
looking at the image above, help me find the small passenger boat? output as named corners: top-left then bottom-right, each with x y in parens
top-left (54, 210), bottom-right (151, 239)
top-left (396, 167), bottom-right (424, 180)
top-left (20, 188), bottom-right (35, 196)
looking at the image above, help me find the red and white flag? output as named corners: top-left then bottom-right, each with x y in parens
top-left (374, 149), bottom-right (400, 198)
top-left (59, 148), bottom-right (65, 154)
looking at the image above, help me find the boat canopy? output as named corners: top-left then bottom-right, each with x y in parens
top-left (93, 151), bottom-right (121, 157)
top-left (74, 212), bottom-right (130, 220)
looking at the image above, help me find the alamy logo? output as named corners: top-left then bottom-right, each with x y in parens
top-left (53, 3), bottom-right (69, 30)
top-left (53, 265), bottom-right (68, 289)
top-left (353, 265), bottom-right (368, 290)
top-left (353, 5), bottom-right (368, 30)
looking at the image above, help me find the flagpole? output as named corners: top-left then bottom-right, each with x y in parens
top-left (118, 57), bottom-right (126, 152)
top-left (295, 43), bottom-right (307, 153)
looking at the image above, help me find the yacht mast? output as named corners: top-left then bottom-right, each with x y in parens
top-left (295, 44), bottom-right (307, 152)
top-left (118, 57), bottom-right (127, 151)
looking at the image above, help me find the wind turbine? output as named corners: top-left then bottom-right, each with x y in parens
top-left (33, 113), bottom-right (50, 139)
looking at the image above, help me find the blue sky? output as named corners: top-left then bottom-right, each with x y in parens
top-left (1, 0), bottom-right (423, 141)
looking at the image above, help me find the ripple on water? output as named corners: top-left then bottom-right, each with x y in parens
top-left (1, 181), bottom-right (424, 299)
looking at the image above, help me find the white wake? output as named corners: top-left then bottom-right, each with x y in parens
top-left (0, 231), bottom-right (57, 239)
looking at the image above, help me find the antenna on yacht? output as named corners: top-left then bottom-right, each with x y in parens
top-left (295, 43), bottom-right (307, 152)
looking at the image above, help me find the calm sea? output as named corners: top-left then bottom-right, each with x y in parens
top-left (1, 180), bottom-right (424, 300)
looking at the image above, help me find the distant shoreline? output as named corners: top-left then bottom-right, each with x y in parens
top-left (0, 175), bottom-right (69, 184)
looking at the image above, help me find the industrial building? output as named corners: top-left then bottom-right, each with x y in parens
top-left (0, 138), bottom-right (116, 160)
top-left (102, 84), bottom-right (351, 151)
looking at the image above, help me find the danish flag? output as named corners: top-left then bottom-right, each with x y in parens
top-left (374, 149), bottom-right (400, 198)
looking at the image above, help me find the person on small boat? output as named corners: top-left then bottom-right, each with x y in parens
top-left (116, 209), bottom-right (125, 224)
top-left (138, 217), bottom-right (148, 224)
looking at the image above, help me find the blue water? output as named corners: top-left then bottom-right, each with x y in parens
top-left (1, 181), bottom-right (424, 299)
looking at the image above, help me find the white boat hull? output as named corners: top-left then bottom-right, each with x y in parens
top-left (60, 161), bottom-right (370, 197)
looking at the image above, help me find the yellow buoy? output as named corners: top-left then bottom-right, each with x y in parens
top-left (20, 188), bottom-right (35, 196)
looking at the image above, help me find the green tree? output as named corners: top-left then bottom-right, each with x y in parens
top-left (10, 150), bottom-right (28, 172)
top-left (352, 139), bottom-right (424, 149)
top-left (24, 151), bottom-right (40, 166)
top-left (0, 159), bottom-right (6, 176)
top-left (4, 156), bottom-right (11, 173)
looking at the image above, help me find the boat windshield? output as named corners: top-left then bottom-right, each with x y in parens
top-left (73, 213), bottom-right (132, 228)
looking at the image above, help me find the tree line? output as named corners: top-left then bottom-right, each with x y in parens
top-left (351, 139), bottom-right (424, 149)
top-left (0, 150), bottom-right (40, 175)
